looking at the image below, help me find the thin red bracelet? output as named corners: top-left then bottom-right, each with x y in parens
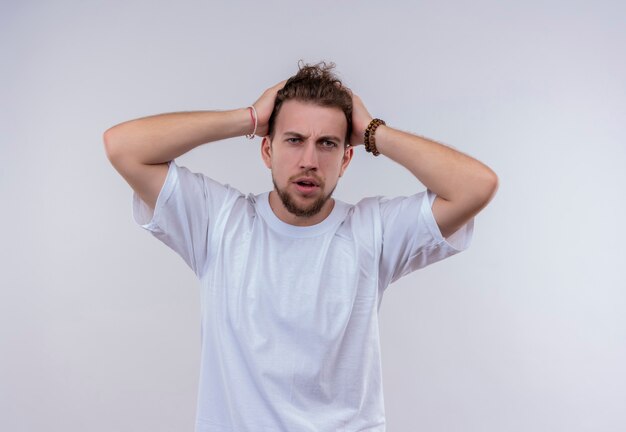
top-left (245, 106), bottom-right (258, 139)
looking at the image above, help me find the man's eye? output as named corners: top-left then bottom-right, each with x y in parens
top-left (287, 138), bottom-right (300, 143)
top-left (321, 140), bottom-right (337, 148)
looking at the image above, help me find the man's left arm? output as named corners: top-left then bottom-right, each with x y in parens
top-left (350, 94), bottom-right (499, 239)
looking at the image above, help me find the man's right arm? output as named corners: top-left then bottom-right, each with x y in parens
top-left (103, 109), bottom-right (252, 210)
top-left (103, 80), bottom-right (286, 210)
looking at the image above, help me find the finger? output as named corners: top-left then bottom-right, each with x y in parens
top-left (273, 79), bottom-right (288, 90)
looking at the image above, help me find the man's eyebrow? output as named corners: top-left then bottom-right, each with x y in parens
top-left (319, 135), bottom-right (342, 143)
top-left (283, 131), bottom-right (307, 138)
top-left (283, 131), bottom-right (342, 142)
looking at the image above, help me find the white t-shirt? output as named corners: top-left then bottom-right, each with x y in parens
top-left (132, 160), bottom-right (474, 432)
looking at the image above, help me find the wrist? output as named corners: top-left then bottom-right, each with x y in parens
top-left (363, 118), bottom-right (386, 156)
top-left (229, 107), bottom-right (255, 138)
top-left (244, 106), bottom-right (258, 139)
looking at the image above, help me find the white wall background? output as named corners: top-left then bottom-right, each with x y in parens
top-left (2, 0), bottom-right (625, 431)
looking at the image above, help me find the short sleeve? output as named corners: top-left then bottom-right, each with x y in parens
top-left (378, 189), bottom-right (474, 286)
top-left (132, 159), bottom-right (240, 278)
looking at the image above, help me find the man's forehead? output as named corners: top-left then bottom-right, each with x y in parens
top-left (275, 100), bottom-right (347, 136)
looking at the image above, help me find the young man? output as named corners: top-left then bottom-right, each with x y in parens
top-left (104, 62), bottom-right (498, 432)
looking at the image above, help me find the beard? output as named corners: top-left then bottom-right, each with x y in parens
top-left (272, 175), bottom-right (336, 218)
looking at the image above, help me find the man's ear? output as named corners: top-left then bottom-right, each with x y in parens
top-left (261, 136), bottom-right (272, 169)
top-left (338, 145), bottom-right (354, 177)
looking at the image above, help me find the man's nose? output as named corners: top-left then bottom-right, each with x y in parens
top-left (299, 141), bottom-right (319, 169)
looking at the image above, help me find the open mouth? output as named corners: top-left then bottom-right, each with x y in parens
top-left (293, 179), bottom-right (320, 194)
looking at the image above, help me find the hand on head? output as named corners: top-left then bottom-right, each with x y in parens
top-left (251, 78), bottom-right (373, 148)
top-left (252, 80), bottom-right (287, 137)
top-left (348, 92), bottom-right (373, 147)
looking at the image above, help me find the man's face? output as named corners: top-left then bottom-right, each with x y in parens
top-left (261, 99), bottom-right (353, 224)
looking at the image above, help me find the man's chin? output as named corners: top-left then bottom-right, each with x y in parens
top-left (278, 188), bottom-right (330, 218)
top-left (272, 177), bottom-right (336, 219)
top-left (287, 196), bottom-right (327, 218)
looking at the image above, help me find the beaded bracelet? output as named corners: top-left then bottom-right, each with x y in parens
top-left (364, 118), bottom-right (386, 156)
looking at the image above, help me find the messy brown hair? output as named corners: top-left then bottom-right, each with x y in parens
top-left (268, 60), bottom-right (353, 145)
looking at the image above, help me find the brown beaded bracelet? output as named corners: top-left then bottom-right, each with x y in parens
top-left (364, 118), bottom-right (386, 156)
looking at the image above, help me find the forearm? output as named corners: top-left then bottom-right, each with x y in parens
top-left (103, 108), bottom-right (251, 165)
top-left (375, 125), bottom-right (498, 202)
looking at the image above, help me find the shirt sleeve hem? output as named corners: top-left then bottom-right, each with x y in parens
top-left (131, 160), bottom-right (178, 232)
top-left (421, 189), bottom-right (474, 252)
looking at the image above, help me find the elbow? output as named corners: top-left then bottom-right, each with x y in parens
top-left (479, 169), bottom-right (499, 204)
top-left (103, 126), bottom-right (123, 162)
top-left (465, 168), bottom-right (498, 209)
